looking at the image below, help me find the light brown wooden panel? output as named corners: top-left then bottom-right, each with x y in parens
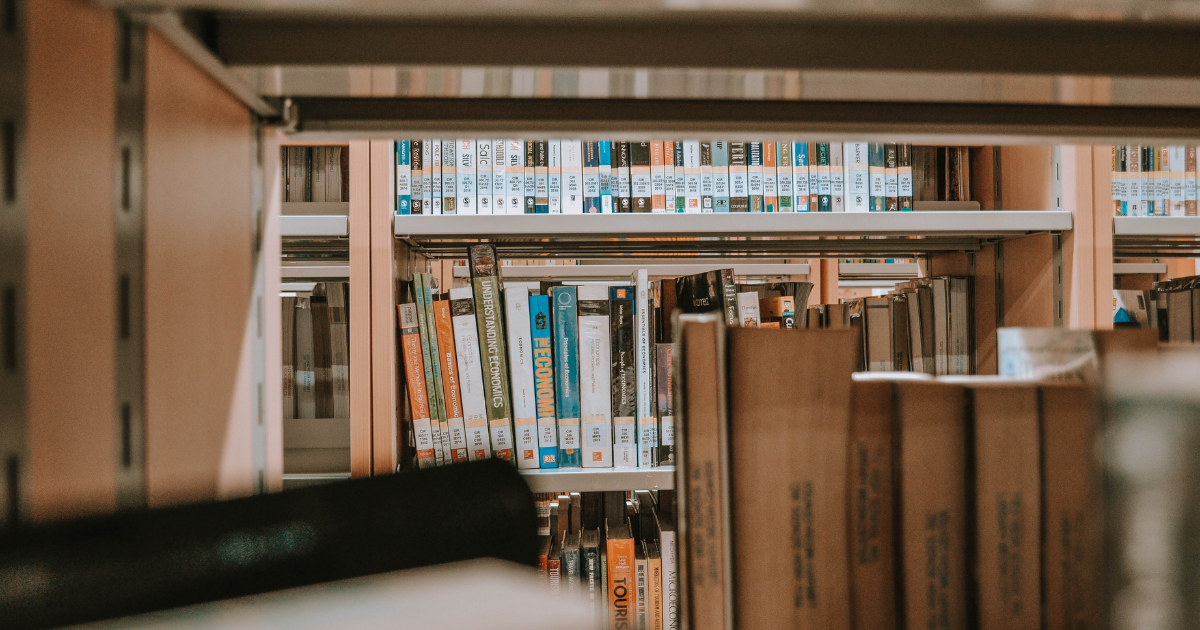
top-left (1062, 145), bottom-right (1093, 329)
top-left (1090, 145), bottom-right (1114, 331)
top-left (348, 139), bottom-right (372, 478)
top-left (370, 139), bottom-right (398, 475)
top-left (1003, 233), bottom-right (1055, 328)
top-left (144, 31), bottom-right (254, 506)
top-left (1001, 146), bottom-right (1053, 210)
top-left (263, 129), bottom-right (285, 492)
top-left (24, 0), bottom-right (118, 521)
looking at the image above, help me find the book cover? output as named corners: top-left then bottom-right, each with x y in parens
top-left (635, 542), bottom-right (649, 630)
top-left (578, 285), bottom-right (614, 468)
top-left (529, 294), bottom-right (560, 468)
top-left (700, 141), bottom-right (720, 212)
top-left (583, 141), bottom-right (601, 214)
top-left (563, 139), bottom-right (584, 214)
top-left (735, 291), bottom-right (761, 328)
top-left (868, 143), bottom-right (885, 212)
top-left (848, 378), bottom-right (896, 630)
top-left (830, 142), bottom-right (845, 212)
top-left (282, 296), bottom-right (296, 421)
top-left (631, 141), bottom-right (652, 213)
top-left (728, 142), bottom-right (749, 212)
top-left (408, 139), bottom-right (422, 215)
top-left (1186, 145), bottom-right (1197, 216)
top-left (683, 140), bottom-right (701, 213)
top-left (647, 541), bottom-right (663, 630)
top-left (564, 531), bottom-right (582, 598)
top-left (634, 270), bottom-right (656, 469)
top-left (763, 141), bottom-right (778, 212)
top-left (663, 141), bottom-right (676, 212)
top-left (456, 138), bottom-right (476, 215)
top-left (398, 303), bottom-right (436, 468)
top-left (600, 140), bottom-right (613, 213)
top-left (507, 139), bottom-right (524, 215)
top-left (535, 140), bottom-right (549, 213)
top-left (651, 140), bottom-right (667, 212)
top-left (433, 299), bottom-right (470, 464)
top-left (431, 138), bottom-right (442, 214)
top-left (616, 141), bottom-right (633, 213)
top-left (660, 515), bottom-right (679, 630)
top-left (492, 139), bottom-right (506, 214)
top-left (551, 285), bottom-right (583, 467)
top-left (777, 141), bottom-right (793, 211)
top-left (449, 287), bottom-right (493, 461)
top-left (747, 141), bottom-right (764, 212)
top-left (547, 139), bottom-right (562, 214)
top-left (468, 245), bottom-right (514, 461)
top-left (655, 343), bottom-right (675, 466)
top-left (395, 140), bottom-right (411, 215)
top-left (794, 142), bottom-right (810, 212)
top-left (898, 143), bottom-right (914, 211)
top-left (412, 274), bottom-right (446, 465)
top-left (610, 285), bottom-right (638, 468)
top-left (884, 143), bottom-right (899, 211)
top-left (476, 137), bottom-right (492, 214)
top-left (326, 283), bottom-right (350, 418)
top-left (524, 140), bottom-right (536, 214)
top-left (441, 139), bottom-right (457, 214)
top-left (505, 285), bottom-right (540, 469)
top-left (583, 529), bottom-right (602, 625)
top-left (673, 141), bottom-right (686, 212)
top-left (607, 521), bottom-right (637, 630)
top-left (816, 142), bottom-right (832, 212)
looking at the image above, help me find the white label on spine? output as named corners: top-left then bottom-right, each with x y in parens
top-left (639, 420), bottom-right (657, 467)
top-left (899, 172), bottom-right (914, 197)
top-left (489, 419), bottom-right (513, 451)
top-left (558, 420), bottom-right (580, 449)
top-left (660, 416), bottom-right (675, 446)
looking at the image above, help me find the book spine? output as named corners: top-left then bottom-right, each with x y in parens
top-left (530, 294), bottom-right (560, 467)
top-left (747, 141), bottom-right (764, 212)
top-left (408, 140), bottom-right (422, 215)
top-left (599, 141), bottom-right (613, 213)
top-left (524, 140), bottom-right (537, 214)
top-left (617, 141), bottom-right (633, 213)
top-left (548, 139), bottom-right (562, 214)
top-left (395, 140), bottom-right (411, 215)
top-left (412, 275), bottom-right (446, 465)
top-left (507, 139), bottom-right (524, 215)
top-left (476, 138), bottom-right (492, 214)
top-left (673, 141), bottom-right (686, 212)
top-left (684, 140), bottom-right (701, 213)
top-left (763, 141), bottom-right (778, 212)
top-left (649, 552), bottom-right (663, 630)
top-left (777, 141), bottom-right (793, 211)
top-left (631, 141), bottom-right (652, 213)
top-left (663, 141), bottom-right (676, 212)
top-left (610, 287), bottom-right (638, 469)
top-left (433, 300), bottom-right (469, 463)
top-left (327, 284), bottom-right (350, 418)
top-left (729, 142), bottom-right (748, 212)
top-left (1188, 145), bottom-right (1198, 216)
top-left (564, 139), bottom-right (584, 214)
top-left (794, 142), bottom-right (810, 212)
top-left (720, 269), bottom-right (739, 327)
top-left (849, 381), bottom-right (897, 630)
top-left (817, 142), bottom-right (832, 212)
top-left (808, 142), bottom-right (821, 212)
top-left (898, 143), bottom-right (914, 211)
top-left (450, 290), bottom-right (494, 461)
top-left (868, 143), bottom-right (885, 212)
top-left (430, 138), bottom-right (442, 215)
top-left (578, 288), bottom-right (614, 468)
top-left (305, 146), bottom-right (312, 201)
top-left (608, 536), bottom-right (636, 630)
top-left (441, 140), bottom-right (457, 215)
top-left (885, 143), bottom-right (899, 212)
top-left (468, 245), bottom-right (514, 462)
top-left (661, 526), bottom-right (679, 630)
top-left (398, 304), bottom-right (437, 468)
top-left (565, 539), bottom-right (582, 597)
top-left (1171, 145), bottom-right (1186, 216)
top-left (420, 275), bottom-right (455, 463)
top-left (294, 299), bottom-right (316, 417)
top-left (492, 139), bottom-right (506, 214)
top-left (505, 286), bottom-right (540, 469)
top-left (552, 286), bottom-right (583, 467)
top-left (583, 141), bottom-right (601, 214)
top-left (700, 142), bottom-right (715, 212)
top-left (1112, 144), bottom-right (1123, 215)
top-left (636, 548), bottom-right (649, 630)
top-left (535, 140), bottom-right (549, 213)
top-left (635, 269), bottom-right (656, 468)
top-left (830, 142), bottom-right (845, 212)
top-left (282, 297), bottom-right (296, 420)
top-left (846, 142), bottom-right (868, 213)
top-left (1160, 145), bottom-right (1170, 215)
top-left (456, 138), bottom-right (476, 215)
top-left (656, 343), bottom-right (675, 465)
top-left (651, 140), bottom-right (667, 212)
top-left (710, 141), bottom-right (728, 213)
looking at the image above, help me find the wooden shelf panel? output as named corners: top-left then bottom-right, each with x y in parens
top-left (520, 466), bottom-right (675, 493)
top-left (281, 215), bottom-right (349, 237)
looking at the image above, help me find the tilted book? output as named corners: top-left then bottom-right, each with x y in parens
top-left (433, 299), bottom-right (469, 463)
top-left (448, 287), bottom-right (493, 461)
top-left (505, 285), bottom-right (540, 469)
top-left (529, 294), bottom-right (560, 467)
top-left (398, 303), bottom-right (436, 468)
top-left (413, 274), bottom-right (447, 465)
top-left (610, 285), bottom-right (638, 468)
top-left (578, 285), bottom-right (613, 468)
top-left (635, 269), bottom-right (657, 468)
top-left (468, 244), bottom-right (514, 462)
top-left (551, 285), bottom-right (583, 467)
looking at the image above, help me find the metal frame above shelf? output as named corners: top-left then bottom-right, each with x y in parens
top-left (519, 466), bottom-right (675, 493)
top-left (395, 211), bottom-right (1070, 259)
top-left (1113, 216), bottom-right (1200, 256)
top-left (1113, 262), bottom-right (1168, 275)
top-left (281, 215), bottom-right (349, 238)
top-left (453, 262), bottom-right (811, 280)
top-left (282, 263), bottom-right (351, 280)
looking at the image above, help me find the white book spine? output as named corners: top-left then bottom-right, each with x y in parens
top-left (430, 138), bottom-right (442, 215)
top-left (700, 150), bottom-right (715, 212)
top-left (1170, 145), bottom-right (1186, 216)
top-left (578, 285), bottom-right (613, 468)
top-left (505, 286), bottom-right (540, 469)
top-left (476, 138), bottom-right (493, 215)
top-left (449, 287), bottom-right (493, 460)
top-left (548, 139), bottom-right (562, 214)
top-left (763, 148), bottom-right (778, 207)
top-left (635, 269), bottom-right (656, 468)
top-left (736, 291), bottom-right (761, 328)
top-left (663, 149), bottom-right (676, 208)
top-left (395, 143), bottom-right (410, 212)
top-left (830, 142), bottom-right (845, 212)
top-left (456, 139), bottom-right (476, 215)
top-left (295, 297), bottom-right (316, 419)
top-left (600, 146), bottom-right (613, 213)
top-left (684, 141), bottom-right (701, 213)
top-left (661, 528), bottom-right (679, 630)
top-left (421, 140), bottom-right (433, 211)
top-left (492, 139), bottom-right (506, 214)
top-left (507, 139), bottom-right (524, 215)
top-left (563, 139), bottom-right (584, 214)
top-left (441, 140), bottom-right (456, 214)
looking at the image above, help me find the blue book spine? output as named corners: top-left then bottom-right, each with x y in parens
top-left (583, 141), bottom-right (601, 214)
top-left (529, 294), bottom-right (559, 468)
top-left (551, 286), bottom-right (582, 467)
top-left (795, 142), bottom-right (810, 212)
top-left (395, 140), bottom-right (411, 215)
top-left (599, 141), bottom-right (613, 213)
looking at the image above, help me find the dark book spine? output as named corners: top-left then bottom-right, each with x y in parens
top-left (410, 139), bottom-right (423, 215)
top-left (817, 142), bottom-right (831, 212)
top-left (535, 140), bottom-right (549, 214)
top-left (617, 142), bottom-right (633, 213)
top-left (719, 268), bottom-right (739, 327)
top-left (729, 142), bottom-right (748, 212)
top-left (610, 287), bottom-right (637, 463)
top-left (655, 343), bottom-right (674, 464)
top-left (631, 141), bottom-right (651, 213)
top-left (524, 140), bottom-right (537, 214)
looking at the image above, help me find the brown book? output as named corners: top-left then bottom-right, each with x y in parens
top-left (1040, 383), bottom-right (1103, 630)
top-left (728, 328), bottom-right (857, 630)
top-left (895, 381), bottom-right (969, 630)
top-left (1167, 286), bottom-right (1192, 342)
top-left (864, 296), bottom-right (893, 371)
top-left (971, 384), bottom-right (1041, 630)
top-left (826, 303), bottom-right (848, 329)
top-left (806, 306), bottom-right (822, 329)
top-left (677, 313), bottom-right (732, 630)
top-left (848, 378), bottom-right (897, 630)
top-left (892, 295), bottom-right (910, 371)
top-left (607, 520), bottom-right (637, 630)
top-left (661, 277), bottom-right (678, 343)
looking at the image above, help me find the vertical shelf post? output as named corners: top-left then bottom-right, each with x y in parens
top-left (0, 0), bottom-right (25, 528)
top-left (348, 140), bottom-right (373, 477)
top-left (370, 139), bottom-right (398, 474)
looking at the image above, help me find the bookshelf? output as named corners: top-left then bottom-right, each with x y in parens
top-left (520, 467), bottom-right (675, 493)
top-left (280, 215), bottom-right (349, 238)
top-left (453, 263), bottom-right (813, 280)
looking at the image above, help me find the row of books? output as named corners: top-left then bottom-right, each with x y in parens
top-left (536, 490), bottom-right (677, 630)
top-left (856, 276), bottom-right (974, 375)
top-left (394, 140), bottom-right (975, 214)
top-left (1113, 276), bottom-right (1200, 344)
top-left (281, 282), bottom-right (350, 420)
top-left (676, 320), bottom-right (1100, 630)
top-left (282, 146), bottom-right (348, 203)
top-left (1110, 145), bottom-right (1200, 216)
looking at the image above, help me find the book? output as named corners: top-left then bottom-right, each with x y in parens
top-left (885, 143), bottom-right (899, 211)
top-left (433, 299), bottom-right (470, 464)
top-left (663, 141), bottom-right (676, 213)
top-left (651, 141), bottom-right (667, 212)
top-left (524, 140), bottom-right (536, 214)
top-left (600, 140), bottom-right (613, 213)
top-left (326, 283), bottom-right (350, 418)
top-left (548, 139), bottom-right (562, 214)
top-left (683, 140), bottom-right (701, 213)
top-left (869, 143), bottom-right (885, 212)
top-left (583, 529), bottom-right (602, 624)
top-left (583, 141), bottom-right (601, 213)
top-left (728, 328), bottom-right (857, 629)
top-left (548, 534), bottom-right (563, 595)
top-left (416, 274), bottom-right (451, 464)
top-left (310, 292), bottom-right (332, 418)
top-left (660, 511), bottom-right (679, 630)
top-left (635, 541), bottom-right (649, 629)
top-left (1171, 144), bottom-right (1186, 216)
top-left (395, 140), bottom-right (411, 214)
top-left (844, 142), bottom-right (868, 213)
top-left (711, 141), bottom-right (729, 212)
top-left (468, 245), bottom-right (514, 461)
top-left (700, 142), bottom-right (715, 212)
top-left (777, 141), bottom-right (793, 212)
top-left (763, 141), bottom-right (778, 212)
top-left (735, 291), bottom-right (761, 328)
top-left (505, 285), bottom-right (540, 469)
top-left (431, 138), bottom-right (442, 214)
top-left (673, 141), bottom-right (686, 212)
top-left (747, 141), bottom-right (764, 212)
top-left (1187, 145), bottom-right (1197, 216)
top-left (728, 142), bottom-right (748, 212)
top-left (457, 138), bottom-right (476, 215)
top-left (448, 288), bottom-right (493, 461)
top-left (564, 530), bottom-right (582, 597)
top-left (411, 275), bottom-right (445, 464)
top-left (830, 142), bottom-right (845, 212)
top-left (848, 377), bottom-right (897, 630)
top-left (476, 138), bottom-right (492, 214)
top-left (310, 147), bottom-right (325, 202)
top-left (898, 143), bottom-right (914, 211)
top-left (676, 269), bottom-right (738, 328)
top-left (607, 520), bottom-right (637, 630)
top-left (535, 140), bottom-right (549, 213)
top-left (647, 541), bottom-right (663, 630)
top-left (551, 285), bottom-right (583, 467)
top-left (409, 140), bottom-right (423, 214)
top-left (507, 139), bottom-right (524, 215)
top-left (529, 294), bottom-right (560, 468)
top-left (816, 142), bottom-right (832, 212)
top-left (578, 285), bottom-right (614, 468)
top-left (616, 141), bottom-right (633, 213)
top-left (282, 296), bottom-right (296, 421)
top-left (635, 270), bottom-right (657, 469)
top-left (398, 303), bottom-right (436, 468)
top-left (631, 141), bottom-right (652, 212)
top-left (610, 285), bottom-right (638, 468)
top-left (441, 139), bottom-right (457, 214)
top-left (677, 314), bottom-right (732, 630)
top-left (864, 296), bottom-right (894, 371)
top-left (794, 141), bottom-right (810, 212)
top-left (492, 139), bottom-right (506, 214)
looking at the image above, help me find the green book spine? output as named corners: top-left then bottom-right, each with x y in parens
top-left (418, 273), bottom-right (452, 463)
top-left (817, 143), bottom-right (831, 212)
top-left (469, 244), bottom-right (515, 463)
top-left (412, 273), bottom-right (446, 465)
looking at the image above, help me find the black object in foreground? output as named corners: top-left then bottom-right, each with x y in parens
top-left (0, 459), bottom-right (537, 630)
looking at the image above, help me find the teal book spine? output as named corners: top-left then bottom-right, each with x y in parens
top-left (794, 142), bottom-right (809, 212)
top-left (712, 141), bottom-right (730, 212)
top-left (599, 140), bottom-right (613, 213)
top-left (551, 286), bottom-right (582, 467)
top-left (674, 141), bottom-right (686, 212)
top-left (583, 141), bottom-right (601, 214)
top-left (817, 142), bottom-right (831, 212)
top-left (869, 143), bottom-right (886, 212)
top-left (396, 140), bottom-right (411, 215)
top-left (529, 294), bottom-right (560, 468)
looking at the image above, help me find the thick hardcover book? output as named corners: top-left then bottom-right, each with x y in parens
top-left (711, 141), bottom-right (729, 212)
top-left (551, 286), bottom-right (583, 467)
top-left (1041, 384), bottom-right (1103, 630)
top-left (599, 140), bottom-right (614, 213)
top-left (651, 141), bottom-right (667, 212)
top-left (616, 141), bottom-right (633, 213)
top-left (610, 286), bottom-right (638, 468)
top-left (534, 140), bottom-right (549, 213)
top-left (631, 141), bottom-right (653, 212)
top-left (656, 343), bottom-right (675, 466)
top-left (433, 300), bottom-right (470, 463)
top-left (505, 285), bottom-right (540, 469)
top-left (677, 314), bottom-right (733, 630)
top-left (884, 143), bottom-right (899, 212)
top-left (583, 141), bottom-right (601, 213)
top-left (848, 378), bottom-right (897, 630)
top-left (529, 294), bottom-right (560, 468)
top-left (971, 384), bottom-right (1041, 630)
top-left (548, 139), bottom-right (562, 214)
top-left (441, 140), bottom-right (457, 214)
top-left (663, 141), bottom-right (676, 212)
top-left (728, 328), bottom-right (857, 630)
top-left (896, 381), bottom-right (969, 630)
top-left (673, 141), bottom-right (686, 212)
top-left (295, 298), bottom-right (316, 419)
top-left (747, 141), bottom-right (764, 212)
top-left (607, 521), bottom-right (637, 630)
top-left (326, 283), bottom-right (350, 418)
top-left (794, 142), bottom-right (810, 212)
top-left (282, 296), bottom-right (296, 420)
top-left (475, 138), bottom-right (492, 214)
top-left (728, 142), bottom-right (749, 212)
top-left (395, 140), bottom-right (411, 214)
top-left (777, 141), bottom-right (793, 211)
top-left (448, 288), bottom-right (493, 461)
top-left (635, 270), bottom-right (657, 468)
top-left (578, 285), bottom-right (614, 468)
top-left (468, 245), bottom-right (514, 461)
top-left (409, 140), bottom-right (423, 215)
top-left (845, 142), bottom-right (868, 213)
top-left (816, 142), bottom-right (832, 212)
top-left (491, 139), bottom-right (506, 214)
top-left (683, 140), bottom-right (701, 213)
top-left (430, 138), bottom-right (442, 214)
top-left (868, 143), bottom-right (885, 212)
top-left (830, 142), bottom-right (845, 212)
top-left (456, 138), bottom-right (476, 215)
top-left (399, 303), bottom-right (437, 467)
top-left (412, 275), bottom-right (446, 464)
top-left (506, 139), bottom-right (524, 215)
top-left (763, 141), bottom-right (778, 212)
top-left (898, 143), bottom-right (914, 211)
top-left (700, 142), bottom-right (715, 212)
top-left (523, 140), bottom-right (537, 214)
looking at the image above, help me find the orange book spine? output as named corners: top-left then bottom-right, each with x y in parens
top-left (763, 141), bottom-right (778, 212)
top-left (651, 140), bottom-right (666, 212)
top-left (608, 534), bottom-right (636, 630)
top-left (398, 304), bottom-right (437, 467)
top-left (433, 301), bottom-right (469, 463)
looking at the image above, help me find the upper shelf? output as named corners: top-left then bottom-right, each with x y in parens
top-left (281, 215), bottom-right (348, 238)
top-left (394, 211), bottom-right (1070, 258)
top-left (519, 466), bottom-right (675, 493)
top-left (1113, 216), bottom-right (1200, 256)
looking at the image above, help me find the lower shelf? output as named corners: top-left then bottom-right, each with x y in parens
top-left (519, 466), bottom-right (675, 493)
